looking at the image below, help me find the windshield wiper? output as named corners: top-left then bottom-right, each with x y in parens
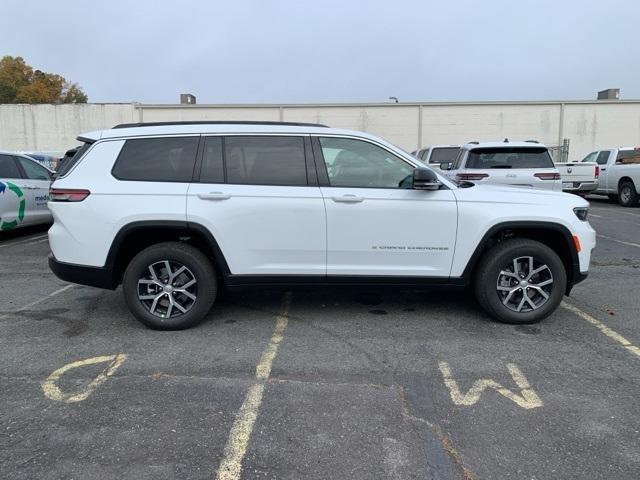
top-left (489, 165), bottom-right (513, 169)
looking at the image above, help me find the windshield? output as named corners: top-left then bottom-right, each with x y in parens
top-left (430, 147), bottom-right (460, 164)
top-left (466, 147), bottom-right (554, 169)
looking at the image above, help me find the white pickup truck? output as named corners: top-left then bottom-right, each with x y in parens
top-left (580, 147), bottom-right (640, 207)
top-left (554, 160), bottom-right (599, 195)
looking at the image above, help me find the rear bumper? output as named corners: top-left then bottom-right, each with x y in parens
top-left (48, 253), bottom-right (118, 290)
top-left (562, 181), bottom-right (598, 192)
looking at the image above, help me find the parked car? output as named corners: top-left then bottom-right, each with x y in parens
top-left (554, 159), bottom-right (599, 195)
top-left (413, 145), bottom-right (461, 169)
top-left (580, 147), bottom-right (640, 206)
top-left (440, 141), bottom-right (562, 191)
top-left (0, 152), bottom-right (53, 231)
top-left (48, 121), bottom-right (594, 329)
top-left (24, 152), bottom-right (58, 171)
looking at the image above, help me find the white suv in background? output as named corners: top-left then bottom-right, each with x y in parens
top-left (441, 141), bottom-right (562, 191)
top-left (0, 151), bottom-right (53, 231)
top-left (48, 122), bottom-right (594, 330)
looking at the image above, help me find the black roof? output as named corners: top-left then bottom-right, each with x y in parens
top-left (113, 120), bottom-right (329, 129)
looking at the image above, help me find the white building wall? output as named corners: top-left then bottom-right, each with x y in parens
top-left (0, 103), bottom-right (136, 154)
top-left (1, 101), bottom-right (639, 160)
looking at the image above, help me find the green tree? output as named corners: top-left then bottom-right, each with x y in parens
top-left (0, 56), bottom-right (87, 104)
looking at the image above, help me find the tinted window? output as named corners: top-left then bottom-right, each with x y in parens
top-left (56, 142), bottom-right (91, 177)
top-left (225, 136), bottom-right (306, 186)
top-left (0, 155), bottom-right (22, 179)
top-left (616, 150), bottom-right (640, 164)
top-left (596, 151), bottom-right (611, 165)
top-left (430, 147), bottom-right (460, 164)
top-left (319, 137), bottom-right (413, 188)
top-left (113, 137), bottom-right (199, 182)
top-left (465, 148), bottom-right (554, 169)
top-left (16, 157), bottom-right (50, 180)
top-left (200, 137), bottom-right (224, 183)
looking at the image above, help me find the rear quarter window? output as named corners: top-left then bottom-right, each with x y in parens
top-left (55, 142), bottom-right (92, 177)
top-left (465, 147), bottom-right (554, 169)
top-left (112, 137), bottom-right (199, 182)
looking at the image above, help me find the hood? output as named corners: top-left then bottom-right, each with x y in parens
top-left (452, 183), bottom-right (589, 208)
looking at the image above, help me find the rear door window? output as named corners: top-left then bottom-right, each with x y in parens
top-left (16, 157), bottom-right (51, 180)
top-left (112, 137), bottom-right (199, 182)
top-left (200, 137), bottom-right (225, 183)
top-left (224, 136), bottom-right (307, 186)
top-left (596, 151), bottom-right (611, 165)
top-left (0, 154), bottom-right (23, 179)
top-left (465, 148), bottom-right (554, 169)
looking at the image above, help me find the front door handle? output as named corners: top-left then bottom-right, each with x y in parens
top-left (331, 194), bottom-right (364, 203)
top-left (197, 192), bottom-right (231, 201)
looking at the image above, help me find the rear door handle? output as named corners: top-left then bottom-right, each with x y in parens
top-left (331, 194), bottom-right (364, 203)
top-left (197, 192), bottom-right (231, 200)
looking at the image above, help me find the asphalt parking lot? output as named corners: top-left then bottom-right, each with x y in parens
top-left (1, 196), bottom-right (639, 480)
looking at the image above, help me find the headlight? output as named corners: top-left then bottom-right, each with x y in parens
top-left (573, 207), bottom-right (589, 221)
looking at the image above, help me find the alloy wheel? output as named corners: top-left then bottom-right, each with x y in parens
top-left (496, 256), bottom-right (553, 313)
top-left (137, 260), bottom-right (197, 318)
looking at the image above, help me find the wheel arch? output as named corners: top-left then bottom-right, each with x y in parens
top-left (106, 220), bottom-right (230, 287)
top-left (461, 221), bottom-right (580, 294)
top-left (618, 176), bottom-right (636, 189)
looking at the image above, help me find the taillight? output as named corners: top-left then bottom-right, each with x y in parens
top-left (456, 173), bottom-right (489, 181)
top-left (534, 172), bottom-right (561, 180)
top-left (49, 188), bottom-right (91, 202)
top-left (595, 165), bottom-right (599, 179)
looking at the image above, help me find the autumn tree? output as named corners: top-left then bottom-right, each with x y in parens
top-left (0, 56), bottom-right (87, 104)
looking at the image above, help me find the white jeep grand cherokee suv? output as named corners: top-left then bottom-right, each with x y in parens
top-left (48, 122), bottom-right (595, 330)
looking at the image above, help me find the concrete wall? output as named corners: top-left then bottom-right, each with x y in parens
top-left (2, 101), bottom-right (640, 160)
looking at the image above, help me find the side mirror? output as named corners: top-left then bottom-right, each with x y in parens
top-left (439, 162), bottom-right (452, 171)
top-left (413, 167), bottom-right (441, 191)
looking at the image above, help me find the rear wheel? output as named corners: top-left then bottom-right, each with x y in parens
top-left (618, 180), bottom-right (638, 207)
top-left (474, 239), bottom-right (567, 324)
top-left (122, 242), bottom-right (217, 330)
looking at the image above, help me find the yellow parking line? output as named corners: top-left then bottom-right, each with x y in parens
top-left (215, 292), bottom-right (292, 480)
top-left (562, 301), bottom-right (640, 358)
top-left (0, 284), bottom-right (74, 320)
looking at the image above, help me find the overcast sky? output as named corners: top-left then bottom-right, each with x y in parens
top-left (1, 0), bottom-right (639, 104)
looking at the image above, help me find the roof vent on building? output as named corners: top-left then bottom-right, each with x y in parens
top-left (180, 93), bottom-right (197, 104)
top-left (597, 88), bottom-right (620, 100)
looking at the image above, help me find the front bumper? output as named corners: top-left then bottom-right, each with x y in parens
top-left (48, 253), bottom-right (118, 290)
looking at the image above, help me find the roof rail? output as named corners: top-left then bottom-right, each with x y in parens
top-left (112, 120), bottom-right (329, 129)
top-left (525, 139), bottom-right (540, 143)
top-left (468, 141), bottom-right (479, 144)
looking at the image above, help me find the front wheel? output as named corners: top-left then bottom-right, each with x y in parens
top-left (474, 239), bottom-right (567, 324)
top-left (618, 180), bottom-right (638, 207)
top-left (122, 242), bottom-right (217, 330)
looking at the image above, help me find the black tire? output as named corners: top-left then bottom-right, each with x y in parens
top-left (122, 242), bottom-right (217, 330)
top-left (474, 239), bottom-right (567, 324)
top-left (618, 180), bottom-right (638, 207)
